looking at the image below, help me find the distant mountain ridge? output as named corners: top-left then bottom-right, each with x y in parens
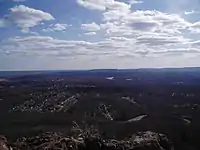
top-left (1, 67), bottom-right (200, 78)
top-left (0, 67), bottom-right (200, 75)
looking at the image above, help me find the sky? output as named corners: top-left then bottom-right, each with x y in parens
top-left (1, 0), bottom-right (200, 70)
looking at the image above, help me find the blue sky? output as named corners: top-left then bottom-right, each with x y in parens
top-left (1, 0), bottom-right (200, 70)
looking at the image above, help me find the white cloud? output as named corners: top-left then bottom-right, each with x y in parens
top-left (81, 22), bottom-right (101, 32)
top-left (102, 9), bottom-right (192, 36)
top-left (136, 35), bottom-right (190, 46)
top-left (129, 0), bottom-right (143, 4)
top-left (52, 24), bottom-right (70, 31)
top-left (2, 1), bottom-right (198, 60)
top-left (2, 33), bottom-right (200, 70)
top-left (74, 0), bottom-right (200, 59)
top-left (43, 23), bottom-right (70, 32)
top-left (3, 0), bottom-right (200, 69)
top-left (12, 0), bottom-right (26, 2)
top-left (153, 49), bottom-right (200, 55)
top-left (190, 22), bottom-right (200, 29)
top-left (0, 34), bottom-right (197, 58)
top-left (0, 36), bottom-right (95, 57)
top-left (184, 10), bottom-right (199, 15)
top-left (84, 32), bottom-right (97, 35)
top-left (7, 5), bottom-right (54, 30)
top-left (187, 22), bottom-right (200, 33)
top-left (0, 19), bottom-right (6, 27)
top-left (76, 0), bottom-right (108, 11)
top-left (76, 0), bottom-right (131, 12)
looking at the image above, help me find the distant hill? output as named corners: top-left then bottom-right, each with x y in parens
top-left (1, 68), bottom-right (200, 86)
top-left (0, 71), bottom-right (50, 77)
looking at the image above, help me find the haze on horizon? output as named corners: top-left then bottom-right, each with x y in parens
top-left (1, 0), bottom-right (200, 70)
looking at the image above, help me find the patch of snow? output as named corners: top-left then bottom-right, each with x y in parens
top-left (126, 78), bottom-right (132, 81)
top-left (127, 115), bottom-right (147, 122)
top-left (106, 77), bottom-right (114, 80)
top-left (0, 79), bottom-right (7, 82)
top-left (133, 131), bottom-right (162, 144)
top-left (182, 117), bottom-right (191, 125)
